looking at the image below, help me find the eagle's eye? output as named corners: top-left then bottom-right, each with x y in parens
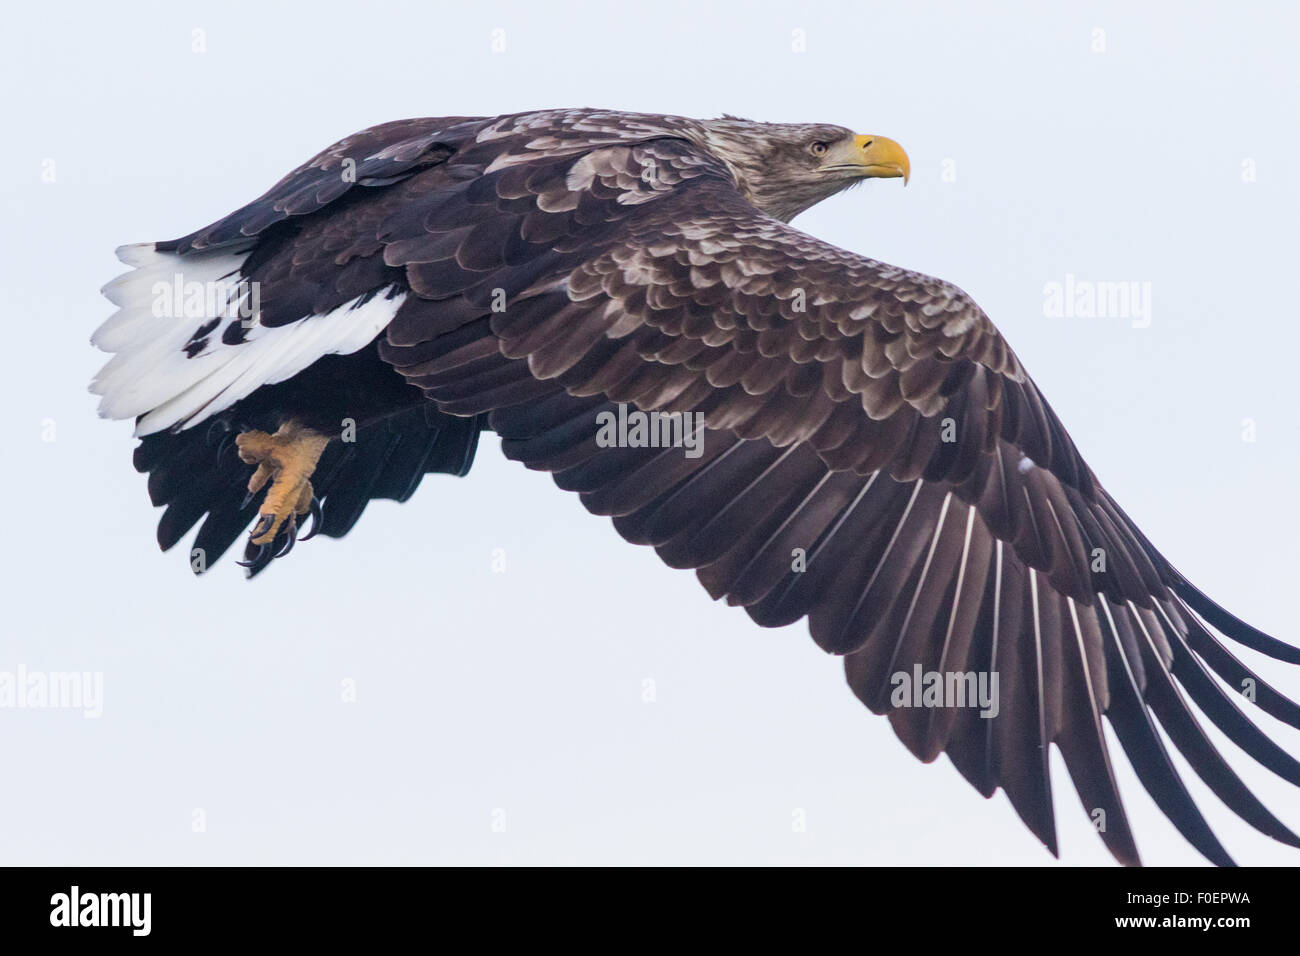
top-left (809, 141), bottom-right (829, 157)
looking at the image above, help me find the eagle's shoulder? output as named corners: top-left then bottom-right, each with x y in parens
top-left (159, 116), bottom-right (492, 254)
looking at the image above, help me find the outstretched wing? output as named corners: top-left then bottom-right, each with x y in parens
top-left (368, 136), bottom-right (1300, 865)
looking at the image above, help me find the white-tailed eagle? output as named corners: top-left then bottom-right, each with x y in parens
top-left (91, 109), bottom-right (1299, 865)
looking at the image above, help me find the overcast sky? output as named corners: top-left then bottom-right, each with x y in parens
top-left (2, 0), bottom-right (1298, 865)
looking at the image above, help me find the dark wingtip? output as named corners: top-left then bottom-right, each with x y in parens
top-left (1172, 579), bottom-right (1300, 664)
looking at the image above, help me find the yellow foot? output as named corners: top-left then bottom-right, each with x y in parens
top-left (236, 423), bottom-right (331, 548)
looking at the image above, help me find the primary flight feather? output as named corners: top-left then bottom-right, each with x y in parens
top-left (91, 109), bottom-right (1300, 865)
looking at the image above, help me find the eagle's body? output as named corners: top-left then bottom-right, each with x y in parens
top-left (92, 109), bottom-right (1300, 865)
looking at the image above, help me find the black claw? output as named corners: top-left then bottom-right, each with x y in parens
top-left (204, 419), bottom-right (229, 447)
top-left (240, 489), bottom-right (259, 510)
top-left (236, 544), bottom-right (267, 568)
top-left (274, 520), bottom-right (298, 559)
top-left (249, 513), bottom-right (275, 539)
top-left (300, 497), bottom-right (323, 541)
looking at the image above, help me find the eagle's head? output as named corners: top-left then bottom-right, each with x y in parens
top-left (695, 118), bottom-right (910, 222)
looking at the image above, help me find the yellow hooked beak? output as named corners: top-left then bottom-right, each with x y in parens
top-left (853, 134), bottom-right (910, 184)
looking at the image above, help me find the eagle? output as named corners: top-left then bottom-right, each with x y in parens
top-left (91, 109), bottom-right (1298, 866)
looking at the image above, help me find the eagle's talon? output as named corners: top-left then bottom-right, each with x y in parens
top-left (300, 497), bottom-right (323, 541)
top-left (236, 423), bottom-right (331, 550)
top-left (236, 544), bottom-right (267, 569)
top-left (205, 419), bottom-right (230, 447)
top-left (250, 513), bottom-right (275, 541)
top-left (274, 520), bottom-right (298, 559)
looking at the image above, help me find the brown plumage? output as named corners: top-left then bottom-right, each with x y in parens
top-left (92, 109), bottom-right (1300, 865)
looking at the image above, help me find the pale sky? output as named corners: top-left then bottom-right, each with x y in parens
top-left (1, 0), bottom-right (1298, 865)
